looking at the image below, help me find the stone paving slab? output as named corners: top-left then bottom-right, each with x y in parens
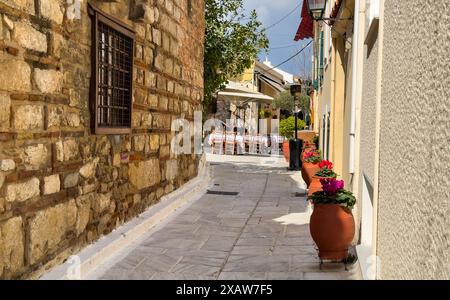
top-left (97, 155), bottom-right (361, 280)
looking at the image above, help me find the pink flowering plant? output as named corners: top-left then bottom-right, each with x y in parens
top-left (308, 178), bottom-right (356, 209)
top-left (304, 149), bottom-right (322, 163)
top-left (303, 150), bottom-right (315, 160)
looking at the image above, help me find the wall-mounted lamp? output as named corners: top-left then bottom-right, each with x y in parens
top-left (307, 0), bottom-right (327, 21)
top-left (306, 0), bottom-right (353, 44)
top-left (306, 0), bottom-right (352, 22)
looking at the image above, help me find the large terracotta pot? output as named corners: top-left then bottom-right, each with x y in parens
top-left (301, 163), bottom-right (309, 184)
top-left (282, 140), bottom-right (289, 162)
top-left (302, 162), bottom-right (320, 187)
top-left (308, 176), bottom-right (324, 196)
top-left (310, 204), bottom-right (355, 261)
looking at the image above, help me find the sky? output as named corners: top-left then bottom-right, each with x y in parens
top-left (242, 0), bottom-right (312, 79)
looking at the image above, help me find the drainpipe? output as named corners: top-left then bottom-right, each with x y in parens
top-left (348, 0), bottom-right (361, 174)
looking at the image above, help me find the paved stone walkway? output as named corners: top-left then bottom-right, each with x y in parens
top-left (98, 155), bottom-right (361, 280)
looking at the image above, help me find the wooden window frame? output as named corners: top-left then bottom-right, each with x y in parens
top-left (88, 4), bottom-right (135, 135)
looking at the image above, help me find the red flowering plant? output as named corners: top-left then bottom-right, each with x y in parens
top-left (318, 160), bottom-right (333, 169)
top-left (308, 178), bottom-right (356, 209)
top-left (315, 160), bottom-right (337, 178)
top-left (304, 149), bottom-right (322, 163)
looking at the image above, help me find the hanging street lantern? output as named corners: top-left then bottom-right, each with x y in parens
top-left (306, 0), bottom-right (327, 21)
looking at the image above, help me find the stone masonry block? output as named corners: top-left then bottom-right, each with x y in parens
top-left (64, 173), bottom-right (79, 188)
top-left (128, 159), bottom-right (161, 189)
top-left (0, 0), bottom-right (34, 15)
top-left (0, 58), bottom-right (31, 92)
top-left (13, 105), bottom-right (43, 131)
top-left (0, 217), bottom-right (24, 277)
top-left (28, 200), bottom-right (77, 264)
top-left (79, 158), bottom-right (99, 179)
top-left (23, 144), bottom-right (50, 170)
top-left (0, 92), bottom-right (11, 130)
top-left (5, 177), bottom-right (40, 203)
top-left (13, 22), bottom-right (47, 52)
top-left (0, 159), bottom-right (15, 171)
top-left (40, 0), bottom-right (64, 24)
top-left (43, 174), bottom-right (61, 195)
top-left (34, 69), bottom-right (63, 94)
top-left (63, 139), bottom-right (79, 161)
top-left (75, 194), bottom-right (92, 235)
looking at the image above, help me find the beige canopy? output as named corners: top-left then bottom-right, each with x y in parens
top-left (218, 81), bottom-right (274, 103)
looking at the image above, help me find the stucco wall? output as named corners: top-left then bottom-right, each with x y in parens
top-left (376, 0), bottom-right (450, 279)
top-left (358, 37), bottom-right (378, 188)
top-left (342, 44), bottom-right (353, 189)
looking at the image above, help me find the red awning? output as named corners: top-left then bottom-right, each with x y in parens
top-left (294, 0), bottom-right (314, 41)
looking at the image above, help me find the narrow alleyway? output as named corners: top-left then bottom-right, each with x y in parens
top-left (95, 155), bottom-right (361, 280)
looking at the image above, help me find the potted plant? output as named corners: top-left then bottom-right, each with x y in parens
top-left (301, 142), bottom-right (316, 163)
top-left (312, 135), bottom-right (319, 149)
top-left (301, 149), bottom-right (321, 186)
top-left (279, 116), bottom-right (306, 162)
top-left (308, 160), bottom-right (337, 196)
top-left (308, 178), bottom-right (356, 261)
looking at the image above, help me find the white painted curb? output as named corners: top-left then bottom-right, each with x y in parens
top-left (40, 159), bottom-right (211, 280)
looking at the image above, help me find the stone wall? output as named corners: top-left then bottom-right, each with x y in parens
top-left (0, 0), bottom-right (205, 279)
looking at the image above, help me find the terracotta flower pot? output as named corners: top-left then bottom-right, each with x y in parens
top-left (310, 204), bottom-right (355, 261)
top-left (301, 163), bottom-right (309, 184)
top-left (302, 162), bottom-right (320, 187)
top-left (308, 176), bottom-right (324, 196)
top-left (282, 140), bottom-right (289, 162)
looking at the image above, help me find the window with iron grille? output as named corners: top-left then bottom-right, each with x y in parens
top-left (89, 4), bottom-right (135, 134)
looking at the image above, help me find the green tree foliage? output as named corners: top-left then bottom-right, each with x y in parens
top-left (298, 93), bottom-right (310, 116)
top-left (273, 90), bottom-right (310, 116)
top-left (273, 91), bottom-right (295, 112)
top-left (259, 108), bottom-right (272, 118)
top-left (204, 0), bottom-right (269, 110)
top-left (279, 116), bottom-right (306, 139)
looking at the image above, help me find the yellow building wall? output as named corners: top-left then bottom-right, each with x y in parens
top-left (331, 37), bottom-right (346, 179)
top-left (320, 65), bottom-right (332, 159)
top-left (237, 63), bottom-right (255, 83)
top-left (314, 32), bottom-right (347, 182)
